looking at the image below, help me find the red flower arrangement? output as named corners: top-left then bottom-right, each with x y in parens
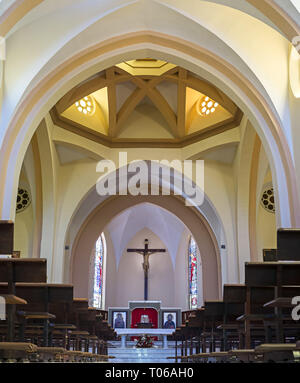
top-left (136, 335), bottom-right (154, 348)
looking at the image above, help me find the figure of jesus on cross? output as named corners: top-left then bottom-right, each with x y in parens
top-left (127, 239), bottom-right (166, 301)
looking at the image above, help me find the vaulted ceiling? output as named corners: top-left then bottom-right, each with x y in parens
top-left (51, 59), bottom-right (242, 148)
top-left (107, 203), bottom-right (185, 268)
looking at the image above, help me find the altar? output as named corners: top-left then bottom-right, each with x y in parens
top-left (115, 328), bottom-right (175, 348)
top-left (108, 301), bottom-right (181, 339)
top-left (107, 241), bottom-right (182, 342)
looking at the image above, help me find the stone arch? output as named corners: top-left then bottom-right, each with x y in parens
top-left (0, 31), bottom-right (298, 231)
top-left (1, 1), bottom-right (298, 41)
top-left (61, 159), bottom-right (228, 288)
top-left (71, 195), bottom-right (222, 301)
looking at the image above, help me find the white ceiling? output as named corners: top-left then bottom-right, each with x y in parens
top-left (55, 143), bottom-right (101, 165)
top-left (106, 202), bottom-right (186, 268)
top-left (200, 143), bottom-right (238, 164)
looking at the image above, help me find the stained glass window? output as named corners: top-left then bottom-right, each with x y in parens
top-left (93, 234), bottom-right (105, 309)
top-left (188, 236), bottom-right (198, 309)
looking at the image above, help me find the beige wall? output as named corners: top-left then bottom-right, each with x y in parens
top-left (14, 157), bottom-right (34, 258)
top-left (113, 228), bottom-right (174, 307)
top-left (256, 168), bottom-right (277, 259)
top-left (103, 231), bottom-right (117, 309)
top-left (14, 205), bottom-right (33, 258)
top-left (72, 195), bottom-right (220, 302)
top-left (257, 205), bottom-right (277, 259)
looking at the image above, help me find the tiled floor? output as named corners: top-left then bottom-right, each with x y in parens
top-left (108, 341), bottom-right (177, 363)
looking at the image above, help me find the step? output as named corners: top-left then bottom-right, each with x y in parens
top-left (108, 342), bottom-right (177, 363)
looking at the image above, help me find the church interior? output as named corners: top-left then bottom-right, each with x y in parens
top-left (0, 0), bottom-right (300, 365)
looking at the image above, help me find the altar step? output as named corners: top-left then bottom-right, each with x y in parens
top-left (108, 341), bottom-right (176, 363)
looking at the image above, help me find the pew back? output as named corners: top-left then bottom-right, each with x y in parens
top-left (223, 285), bottom-right (245, 303)
top-left (245, 262), bottom-right (300, 287)
top-left (277, 229), bottom-right (300, 261)
top-left (263, 249), bottom-right (277, 262)
top-left (0, 221), bottom-right (14, 255)
top-left (204, 301), bottom-right (224, 319)
top-left (0, 259), bottom-right (47, 284)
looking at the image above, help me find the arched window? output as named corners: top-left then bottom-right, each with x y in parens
top-left (188, 236), bottom-right (198, 309)
top-left (93, 233), bottom-right (106, 309)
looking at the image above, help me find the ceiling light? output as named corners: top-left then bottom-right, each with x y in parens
top-left (75, 95), bottom-right (95, 115)
top-left (197, 95), bottom-right (219, 117)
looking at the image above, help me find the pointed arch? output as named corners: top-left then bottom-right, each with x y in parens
top-left (188, 235), bottom-right (199, 309)
top-left (91, 232), bottom-right (106, 309)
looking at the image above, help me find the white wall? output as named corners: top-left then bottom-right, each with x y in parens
top-left (111, 228), bottom-right (175, 307)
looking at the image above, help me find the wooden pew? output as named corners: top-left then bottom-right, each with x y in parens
top-left (173, 308), bottom-right (204, 358)
top-left (202, 301), bottom-right (224, 353)
top-left (74, 305), bottom-right (116, 354)
top-left (263, 249), bottom-right (277, 262)
top-left (0, 258), bottom-right (47, 341)
top-left (228, 349), bottom-right (259, 363)
top-left (59, 298), bottom-right (92, 352)
top-left (0, 221), bottom-right (14, 255)
top-left (221, 285), bottom-right (245, 350)
top-left (255, 343), bottom-right (297, 362)
top-left (0, 282), bottom-right (73, 346)
top-left (222, 284), bottom-right (277, 349)
top-left (277, 228), bottom-right (300, 261)
top-left (49, 298), bottom-right (115, 354)
top-left (182, 310), bottom-right (195, 323)
top-left (18, 283), bottom-right (73, 347)
top-left (245, 262), bottom-right (300, 345)
top-left (0, 342), bottom-right (38, 362)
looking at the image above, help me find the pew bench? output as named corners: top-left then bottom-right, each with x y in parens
top-left (183, 352), bottom-right (211, 363)
top-left (228, 349), bottom-right (260, 363)
top-left (63, 350), bottom-right (111, 363)
top-left (36, 347), bottom-right (67, 362)
top-left (0, 342), bottom-right (38, 362)
top-left (68, 330), bottom-right (90, 352)
top-left (51, 324), bottom-right (77, 349)
top-left (255, 343), bottom-right (298, 363)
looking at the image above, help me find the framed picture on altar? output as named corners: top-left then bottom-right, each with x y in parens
top-left (112, 311), bottom-right (128, 329)
top-left (162, 311), bottom-right (177, 329)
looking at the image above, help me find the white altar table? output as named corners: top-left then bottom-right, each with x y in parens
top-left (115, 328), bottom-right (175, 349)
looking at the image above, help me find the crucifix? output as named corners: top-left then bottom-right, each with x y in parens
top-left (127, 239), bottom-right (166, 301)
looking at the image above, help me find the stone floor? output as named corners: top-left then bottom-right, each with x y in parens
top-left (108, 341), bottom-right (177, 363)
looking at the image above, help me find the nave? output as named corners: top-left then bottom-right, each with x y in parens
top-left (1, 0), bottom-right (300, 370)
top-left (1, 221), bottom-right (300, 364)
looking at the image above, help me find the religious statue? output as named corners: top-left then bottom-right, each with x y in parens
top-left (143, 252), bottom-right (150, 274)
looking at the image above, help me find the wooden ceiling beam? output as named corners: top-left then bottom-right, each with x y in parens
top-left (55, 64), bottom-right (238, 141)
top-left (177, 68), bottom-right (187, 138)
top-left (106, 68), bottom-right (117, 137)
top-left (51, 106), bottom-right (243, 148)
top-left (147, 87), bottom-right (177, 136)
top-left (184, 75), bottom-right (237, 115)
top-left (56, 74), bottom-right (107, 114)
top-left (116, 75), bottom-right (177, 134)
top-left (116, 88), bottom-right (147, 132)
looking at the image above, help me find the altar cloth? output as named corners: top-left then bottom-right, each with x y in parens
top-left (115, 328), bottom-right (175, 349)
